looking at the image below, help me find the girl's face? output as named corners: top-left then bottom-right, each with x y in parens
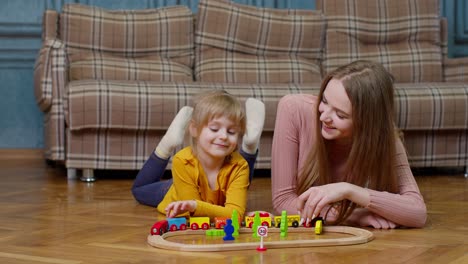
top-left (193, 115), bottom-right (240, 161)
top-left (318, 78), bottom-right (353, 143)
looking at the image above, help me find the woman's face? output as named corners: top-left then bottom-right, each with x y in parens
top-left (318, 78), bottom-right (353, 143)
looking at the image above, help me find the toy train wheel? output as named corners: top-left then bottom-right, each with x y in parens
top-left (170, 225), bottom-right (177, 231)
top-left (202, 223), bottom-right (210, 230)
top-left (180, 224), bottom-right (187, 230)
top-left (191, 223), bottom-right (199, 230)
top-left (261, 221), bottom-right (269, 227)
top-left (159, 228), bottom-right (165, 235)
top-left (292, 221), bottom-right (299, 228)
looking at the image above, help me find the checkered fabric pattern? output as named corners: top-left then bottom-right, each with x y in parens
top-left (318, 0), bottom-right (443, 82)
top-left (64, 81), bottom-right (321, 170)
top-left (194, 0), bottom-right (325, 83)
top-left (61, 4), bottom-right (194, 82)
top-left (34, 0), bottom-right (468, 170)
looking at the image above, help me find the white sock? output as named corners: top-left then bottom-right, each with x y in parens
top-left (155, 106), bottom-right (193, 159)
top-left (242, 98), bottom-right (265, 154)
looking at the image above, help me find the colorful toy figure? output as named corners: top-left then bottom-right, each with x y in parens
top-left (223, 219), bottom-right (235, 241)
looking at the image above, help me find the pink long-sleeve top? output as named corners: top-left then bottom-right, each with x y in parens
top-left (271, 94), bottom-right (427, 228)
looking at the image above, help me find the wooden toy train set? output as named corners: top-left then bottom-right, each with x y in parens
top-left (147, 211), bottom-right (375, 252)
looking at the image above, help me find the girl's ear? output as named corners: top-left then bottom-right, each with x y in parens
top-left (189, 122), bottom-right (198, 138)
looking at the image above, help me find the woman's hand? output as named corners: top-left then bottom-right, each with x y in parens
top-left (165, 200), bottom-right (197, 218)
top-left (346, 208), bottom-right (397, 229)
top-left (296, 182), bottom-right (349, 224)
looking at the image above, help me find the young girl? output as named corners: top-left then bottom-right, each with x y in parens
top-left (271, 60), bottom-right (427, 229)
top-left (132, 90), bottom-right (265, 219)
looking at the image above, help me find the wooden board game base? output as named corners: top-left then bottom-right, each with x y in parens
top-left (147, 226), bottom-right (374, 252)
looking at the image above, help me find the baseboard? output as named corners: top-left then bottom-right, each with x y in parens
top-left (0, 148), bottom-right (44, 160)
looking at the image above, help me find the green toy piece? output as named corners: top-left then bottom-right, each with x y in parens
top-left (252, 211), bottom-right (261, 238)
top-left (280, 210), bottom-right (288, 237)
top-left (231, 209), bottom-right (240, 236)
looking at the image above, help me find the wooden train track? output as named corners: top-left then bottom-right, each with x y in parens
top-left (147, 226), bottom-right (374, 252)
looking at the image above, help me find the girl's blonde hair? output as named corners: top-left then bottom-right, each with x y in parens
top-left (297, 60), bottom-right (399, 224)
top-left (190, 90), bottom-right (246, 156)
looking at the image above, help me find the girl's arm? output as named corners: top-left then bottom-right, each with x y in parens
top-left (168, 155), bottom-right (249, 219)
top-left (193, 161), bottom-right (249, 218)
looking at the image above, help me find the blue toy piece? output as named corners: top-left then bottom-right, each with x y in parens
top-left (167, 217), bottom-right (187, 231)
top-left (223, 219), bottom-right (235, 241)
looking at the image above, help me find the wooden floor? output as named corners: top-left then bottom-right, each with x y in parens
top-left (0, 152), bottom-right (467, 264)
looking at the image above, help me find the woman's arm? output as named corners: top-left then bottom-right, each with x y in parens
top-left (364, 139), bottom-right (427, 227)
top-left (297, 139), bottom-right (427, 228)
top-left (271, 94), bottom-right (317, 214)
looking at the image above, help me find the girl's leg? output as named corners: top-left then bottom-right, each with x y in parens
top-left (241, 98), bottom-right (265, 183)
top-left (239, 148), bottom-right (258, 184)
top-left (131, 153), bottom-right (173, 207)
top-left (131, 106), bottom-right (193, 206)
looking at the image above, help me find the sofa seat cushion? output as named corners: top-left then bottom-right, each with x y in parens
top-left (68, 52), bottom-right (193, 82)
top-left (64, 80), bottom-right (321, 132)
top-left (319, 0), bottom-right (443, 82)
top-left (194, 0), bottom-right (325, 83)
top-left (394, 83), bottom-right (468, 130)
top-left (60, 4), bottom-right (194, 75)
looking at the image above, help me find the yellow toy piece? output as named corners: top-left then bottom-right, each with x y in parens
top-left (315, 219), bottom-right (323, 235)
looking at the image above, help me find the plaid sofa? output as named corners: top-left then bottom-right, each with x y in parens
top-left (34, 0), bottom-right (467, 180)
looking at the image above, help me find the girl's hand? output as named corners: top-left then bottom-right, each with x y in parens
top-left (296, 183), bottom-right (349, 225)
top-left (165, 200), bottom-right (197, 218)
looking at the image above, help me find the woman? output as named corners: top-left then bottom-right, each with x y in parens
top-left (271, 60), bottom-right (426, 229)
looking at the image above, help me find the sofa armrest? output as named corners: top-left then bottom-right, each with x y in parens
top-left (34, 39), bottom-right (66, 111)
top-left (443, 57), bottom-right (468, 82)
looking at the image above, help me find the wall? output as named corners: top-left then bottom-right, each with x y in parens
top-left (0, 0), bottom-right (465, 149)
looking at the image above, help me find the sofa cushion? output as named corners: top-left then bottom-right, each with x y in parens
top-left (60, 4), bottom-right (194, 80)
top-left (318, 0), bottom-right (443, 82)
top-left (64, 80), bottom-right (320, 132)
top-left (394, 83), bottom-right (468, 130)
top-left (194, 0), bottom-right (325, 83)
top-left (68, 53), bottom-right (193, 82)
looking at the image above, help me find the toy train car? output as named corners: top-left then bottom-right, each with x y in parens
top-left (273, 214), bottom-right (301, 228)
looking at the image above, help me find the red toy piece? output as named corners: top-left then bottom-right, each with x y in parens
top-left (150, 220), bottom-right (168, 236)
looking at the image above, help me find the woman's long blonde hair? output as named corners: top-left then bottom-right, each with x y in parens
top-left (297, 60), bottom-right (399, 224)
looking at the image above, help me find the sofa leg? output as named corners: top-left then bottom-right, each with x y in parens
top-left (67, 168), bottom-right (77, 180)
top-left (80, 169), bottom-right (96, 182)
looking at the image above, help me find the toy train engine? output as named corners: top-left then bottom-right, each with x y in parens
top-left (150, 220), bottom-right (168, 236)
